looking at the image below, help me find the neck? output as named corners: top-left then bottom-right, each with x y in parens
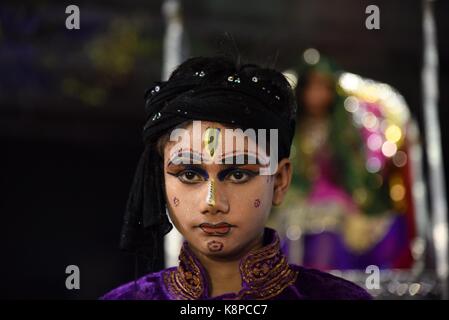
top-left (191, 232), bottom-right (264, 297)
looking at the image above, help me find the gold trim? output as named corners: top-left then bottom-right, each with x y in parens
top-left (163, 229), bottom-right (298, 300)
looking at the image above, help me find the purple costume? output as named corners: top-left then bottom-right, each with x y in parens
top-left (101, 228), bottom-right (371, 300)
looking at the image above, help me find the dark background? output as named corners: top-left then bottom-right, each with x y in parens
top-left (1, 0), bottom-right (448, 299)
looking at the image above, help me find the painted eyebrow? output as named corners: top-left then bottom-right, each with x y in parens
top-left (168, 151), bottom-right (269, 166)
top-left (167, 150), bottom-right (203, 166)
top-left (218, 152), bottom-right (268, 165)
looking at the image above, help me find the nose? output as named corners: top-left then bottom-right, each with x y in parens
top-left (199, 179), bottom-right (229, 215)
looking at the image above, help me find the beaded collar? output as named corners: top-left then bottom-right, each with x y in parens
top-left (163, 228), bottom-right (298, 300)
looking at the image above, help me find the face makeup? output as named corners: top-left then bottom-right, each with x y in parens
top-left (206, 178), bottom-right (216, 206)
top-left (203, 127), bottom-right (221, 159)
top-left (198, 222), bottom-right (236, 236)
top-left (163, 121), bottom-right (278, 259)
top-left (207, 240), bottom-right (224, 252)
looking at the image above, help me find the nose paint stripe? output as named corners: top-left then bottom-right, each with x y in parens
top-left (206, 178), bottom-right (216, 207)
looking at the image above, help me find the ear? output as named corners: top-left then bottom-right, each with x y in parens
top-left (272, 158), bottom-right (292, 206)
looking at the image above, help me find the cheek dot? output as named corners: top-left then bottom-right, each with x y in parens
top-left (254, 199), bottom-right (261, 208)
top-left (173, 197), bottom-right (180, 207)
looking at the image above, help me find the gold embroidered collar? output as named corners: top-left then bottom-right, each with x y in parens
top-left (163, 228), bottom-right (298, 300)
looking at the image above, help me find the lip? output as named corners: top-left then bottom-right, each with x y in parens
top-left (198, 222), bottom-right (236, 236)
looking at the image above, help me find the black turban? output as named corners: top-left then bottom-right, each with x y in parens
top-left (119, 58), bottom-right (296, 272)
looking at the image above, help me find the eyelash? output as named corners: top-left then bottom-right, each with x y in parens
top-left (169, 168), bottom-right (257, 184)
top-left (223, 169), bottom-right (257, 184)
top-left (175, 170), bottom-right (204, 184)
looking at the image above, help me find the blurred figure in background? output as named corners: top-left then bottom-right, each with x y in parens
top-left (269, 49), bottom-right (417, 271)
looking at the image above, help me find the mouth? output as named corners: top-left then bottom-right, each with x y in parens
top-left (198, 222), bottom-right (236, 236)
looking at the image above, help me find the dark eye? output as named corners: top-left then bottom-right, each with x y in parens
top-left (227, 170), bottom-right (255, 183)
top-left (178, 170), bottom-right (204, 183)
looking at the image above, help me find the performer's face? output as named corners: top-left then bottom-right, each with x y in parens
top-left (163, 121), bottom-right (291, 259)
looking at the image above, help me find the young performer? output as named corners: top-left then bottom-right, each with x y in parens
top-left (101, 56), bottom-right (371, 300)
